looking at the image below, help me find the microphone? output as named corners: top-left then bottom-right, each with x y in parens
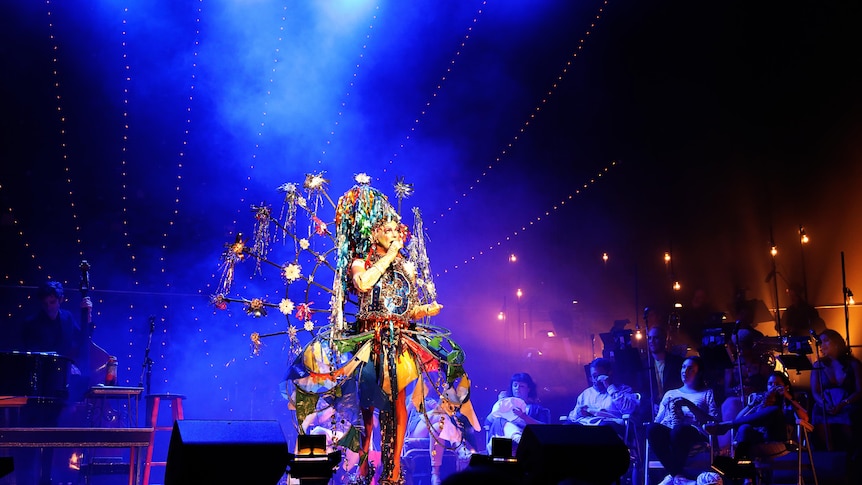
top-left (643, 307), bottom-right (651, 321)
top-left (809, 329), bottom-right (820, 344)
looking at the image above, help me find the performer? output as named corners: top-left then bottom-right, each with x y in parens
top-left (810, 329), bottom-right (861, 452)
top-left (704, 371), bottom-right (809, 459)
top-left (286, 180), bottom-right (479, 485)
top-left (14, 281), bottom-right (92, 485)
top-left (717, 327), bottom-right (772, 452)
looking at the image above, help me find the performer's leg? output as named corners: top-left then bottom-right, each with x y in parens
top-left (387, 390), bottom-right (408, 481)
top-left (359, 406), bottom-right (375, 477)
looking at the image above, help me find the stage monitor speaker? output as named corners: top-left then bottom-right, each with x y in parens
top-left (515, 424), bottom-right (630, 485)
top-left (164, 419), bottom-right (290, 485)
top-left (0, 456), bottom-right (12, 479)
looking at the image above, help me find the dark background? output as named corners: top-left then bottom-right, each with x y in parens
top-left (2, 0), bottom-right (861, 443)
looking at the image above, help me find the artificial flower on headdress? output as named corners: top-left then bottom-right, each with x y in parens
top-left (312, 215), bottom-right (328, 235)
top-left (251, 204), bottom-right (272, 269)
top-left (210, 293), bottom-right (228, 311)
top-left (250, 332), bottom-right (262, 355)
top-left (245, 298), bottom-right (267, 317)
top-left (355, 173), bottom-right (371, 184)
top-left (282, 263), bottom-right (302, 283)
top-left (296, 302), bottom-right (313, 321)
top-left (228, 235), bottom-right (247, 260)
top-left (299, 238), bottom-right (310, 250)
top-left (279, 298), bottom-right (295, 316)
top-left (393, 176), bottom-right (414, 200)
top-left (304, 320), bottom-right (315, 332)
top-left (304, 172), bottom-right (329, 191)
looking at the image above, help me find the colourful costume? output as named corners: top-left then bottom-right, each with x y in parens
top-left (283, 179), bottom-right (479, 484)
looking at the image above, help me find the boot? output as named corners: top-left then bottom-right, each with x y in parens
top-left (431, 465), bottom-right (441, 485)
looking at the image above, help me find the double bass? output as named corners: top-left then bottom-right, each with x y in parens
top-left (80, 260), bottom-right (111, 390)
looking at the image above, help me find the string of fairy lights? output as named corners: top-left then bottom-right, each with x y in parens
top-left (437, 161), bottom-right (618, 276)
top-left (378, 1), bottom-right (489, 177)
top-left (316, 5), bottom-right (381, 167)
top-left (429, 0), bottom-right (610, 227)
top-left (115, 4), bottom-right (138, 384)
top-left (1, 1), bottom-right (73, 319)
top-left (50, 0), bottom-right (85, 263)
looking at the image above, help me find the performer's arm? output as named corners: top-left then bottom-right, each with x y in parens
top-left (352, 241), bottom-right (401, 292)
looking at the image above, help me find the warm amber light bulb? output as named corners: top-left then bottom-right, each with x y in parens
top-left (602, 252), bottom-right (609, 263)
top-left (509, 254), bottom-right (517, 263)
top-left (664, 252), bottom-right (671, 263)
top-left (497, 311), bottom-right (505, 321)
top-left (673, 281), bottom-right (681, 291)
top-left (801, 234), bottom-right (809, 244)
top-left (516, 289), bottom-right (523, 298)
top-left (770, 246), bottom-right (778, 256)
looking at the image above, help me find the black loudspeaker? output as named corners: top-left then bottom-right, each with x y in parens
top-left (515, 424), bottom-right (630, 485)
top-left (0, 456), bottom-right (12, 479)
top-left (164, 420), bottom-right (290, 485)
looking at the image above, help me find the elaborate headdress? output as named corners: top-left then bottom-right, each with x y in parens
top-left (330, 176), bottom-right (402, 333)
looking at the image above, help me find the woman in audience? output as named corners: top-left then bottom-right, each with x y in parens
top-left (484, 372), bottom-right (551, 452)
top-left (647, 355), bottom-right (719, 485)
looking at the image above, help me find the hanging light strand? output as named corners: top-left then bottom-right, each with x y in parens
top-left (437, 160), bottom-right (618, 276)
top-left (431, 0), bottom-right (610, 226)
top-left (379, 1), bottom-right (490, 177)
top-left (317, 5), bottom-right (381, 166)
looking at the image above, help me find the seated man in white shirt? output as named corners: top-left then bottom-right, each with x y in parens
top-left (568, 357), bottom-right (640, 436)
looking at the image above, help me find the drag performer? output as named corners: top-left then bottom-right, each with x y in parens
top-left (285, 179), bottom-right (479, 485)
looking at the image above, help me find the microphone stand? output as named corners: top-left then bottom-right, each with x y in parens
top-left (643, 309), bottom-right (657, 422)
top-left (139, 316), bottom-right (155, 395)
top-left (733, 323), bottom-right (746, 407)
top-left (811, 336), bottom-right (831, 451)
top-left (841, 251), bottom-right (851, 347)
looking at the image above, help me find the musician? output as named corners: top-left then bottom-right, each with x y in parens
top-left (643, 325), bottom-right (685, 418)
top-left (704, 371), bottom-right (808, 459)
top-left (778, 283), bottom-right (825, 337)
top-left (676, 287), bottom-right (720, 350)
top-left (717, 327), bottom-right (772, 452)
top-left (19, 281), bottom-right (93, 401)
top-left (14, 281), bottom-right (92, 485)
top-left (810, 329), bottom-right (862, 452)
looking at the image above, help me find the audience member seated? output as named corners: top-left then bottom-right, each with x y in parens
top-left (704, 371), bottom-right (809, 459)
top-left (406, 388), bottom-right (477, 485)
top-left (484, 372), bottom-right (550, 452)
top-left (568, 357), bottom-right (640, 437)
top-left (647, 355), bottom-right (719, 485)
top-left (643, 326), bottom-right (685, 419)
top-left (810, 329), bottom-right (862, 452)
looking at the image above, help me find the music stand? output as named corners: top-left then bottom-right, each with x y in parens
top-left (697, 327), bottom-right (733, 370)
top-left (777, 336), bottom-right (814, 372)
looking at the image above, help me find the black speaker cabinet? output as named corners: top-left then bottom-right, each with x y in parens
top-left (515, 424), bottom-right (630, 485)
top-left (164, 420), bottom-right (290, 485)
